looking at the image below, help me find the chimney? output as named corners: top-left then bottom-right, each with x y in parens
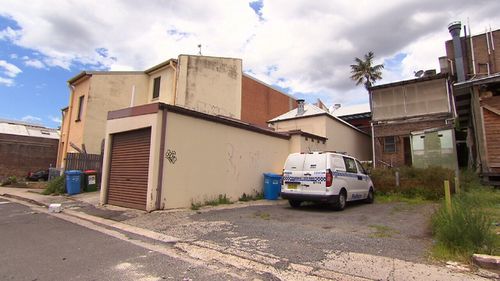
top-left (296, 99), bottom-right (305, 116)
top-left (438, 56), bottom-right (449, 74)
top-left (448, 21), bottom-right (466, 81)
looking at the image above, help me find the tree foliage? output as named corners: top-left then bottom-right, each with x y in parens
top-left (350, 51), bottom-right (384, 91)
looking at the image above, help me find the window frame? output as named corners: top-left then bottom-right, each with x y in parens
top-left (76, 95), bottom-right (84, 122)
top-left (383, 136), bottom-right (397, 153)
top-left (343, 157), bottom-right (358, 174)
top-left (152, 76), bottom-right (161, 99)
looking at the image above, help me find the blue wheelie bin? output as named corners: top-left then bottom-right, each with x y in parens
top-left (65, 170), bottom-right (82, 195)
top-left (263, 173), bottom-right (282, 200)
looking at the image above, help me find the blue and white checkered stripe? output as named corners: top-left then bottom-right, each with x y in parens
top-left (283, 176), bottom-right (326, 182)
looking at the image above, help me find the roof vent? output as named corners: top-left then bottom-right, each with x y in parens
top-left (296, 99), bottom-right (305, 116)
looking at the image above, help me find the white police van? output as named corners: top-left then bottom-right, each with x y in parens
top-left (281, 152), bottom-right (374, 210)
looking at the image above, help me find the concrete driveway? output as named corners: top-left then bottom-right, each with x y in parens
top-left (125, 200), bottom-right (437, 264)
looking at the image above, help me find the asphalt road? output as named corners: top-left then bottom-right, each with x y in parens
top-left (0, 199), bottom-right (251, 281)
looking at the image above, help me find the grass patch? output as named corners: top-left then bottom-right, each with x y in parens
top-left (41, 176), bottom-right (66, 195)
top-left (376, 192), bottom-right (430, 205)
top-left (190, 194), bottom-right (232, 210)
top-left (431, 178), bottom-right (499, 261)
top-left (369, 224), bottom-right (399, 238)
top-left (253, 211), bottom-right (271, 220)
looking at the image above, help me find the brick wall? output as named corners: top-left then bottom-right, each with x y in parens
top-left (0, 134), bottom-right (58, 178)
top-left (373, 117), bottom-right (452, 168)
top-left (241, 75), bottom-right (297, 127)
top-left (445, 29), bottom-right (500, 77)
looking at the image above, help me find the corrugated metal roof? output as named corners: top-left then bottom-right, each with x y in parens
top-left (0, 120), bottom-right (59, 139)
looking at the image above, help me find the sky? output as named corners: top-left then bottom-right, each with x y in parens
top-left (0, 0), bottom-right (499, 128)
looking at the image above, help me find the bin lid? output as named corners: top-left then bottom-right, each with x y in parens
top-left (65, 170), bottom-right (83, 175)
top-left (84, 170), bottom-right (96, 174)
top-left (263, 173), bottom-right (281, 178)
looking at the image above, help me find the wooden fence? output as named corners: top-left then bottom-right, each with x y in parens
top-left (64, 153), bottom-right (102, 172)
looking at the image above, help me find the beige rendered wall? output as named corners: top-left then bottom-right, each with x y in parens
top-left (147, 67), bottom-right (176, 104)
top-left (323, 116), bottom-right (372, 161)
top-left (64, 77), bottom-right (90, 157)
top-left (82, 74), bottom-right (149, 154)
top-left (100, 112), bottom-right (163, 212)
top-left (288, 134), bottom-right (327, 153)
top-left (175, 55), bottom-right (242, 119)
top-left (56, 107), bottom-right (70, 168)
top-left (161, 112), bottom-right (289, 209)
top-left (271, 115), bottom-right (327, 136)
top-left (272, 115), bottom-right (371, 161)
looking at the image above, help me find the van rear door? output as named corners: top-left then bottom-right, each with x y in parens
top-left (283, 153), bottom-right (327, 194)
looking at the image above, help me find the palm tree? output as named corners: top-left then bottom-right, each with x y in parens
top-left (350, 51), bottom-right (384, 91)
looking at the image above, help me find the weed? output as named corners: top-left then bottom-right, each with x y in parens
top-left (371, 166), bottom-right (455, 200)
top-left (41, 176), bottom-right (65, 195)
top-left (253, 211), bottom-right (271, 220)
top-left (369, 224), bottom-right (399, 238)
top-left (1, 176), bottom-right (18, 186)
top-left (190, 194), bottom-right (232, 210)
top-left (431, 185), bottom-right (499, 261)
top-left (239, 190), bottom-right (264, 202)
top-left (190, 202), bottom-right (202, 210)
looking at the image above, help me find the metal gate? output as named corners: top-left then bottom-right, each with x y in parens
top-left (107, 127), bottom-right (151, 210)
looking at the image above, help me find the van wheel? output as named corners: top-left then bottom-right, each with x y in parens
top-left (333, 190), bottom-right (347, 211)
top-left (289, 200), bottom-right (302, 208)
top-left (365, 188), bottom-right (374, 204)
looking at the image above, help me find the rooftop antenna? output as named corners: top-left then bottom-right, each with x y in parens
top-left (414, 70), bottom-right (424, 78)
top-left (197, 44), bottom-right (202, 55)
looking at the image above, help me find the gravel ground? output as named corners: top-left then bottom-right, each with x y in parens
top-left (124, 199), bottom-right (438, 265)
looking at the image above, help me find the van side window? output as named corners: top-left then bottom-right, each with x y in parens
top-left (355, 160), bottom-right (366, 175)
top-left (343, 157), bottom-right (358, 173)
top-left (331, 155), bottom-right (346, 171)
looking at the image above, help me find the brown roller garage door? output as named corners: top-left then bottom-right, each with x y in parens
top-left (107, 127), bottom-right (151, 210)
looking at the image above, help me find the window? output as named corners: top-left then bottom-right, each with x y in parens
top-left (384, 136), bottom-right (396, 153)
top-left (356, 160), bottom-right (366, 175)
top-left (152, 76), bottom-right (161, 99)
top-left (343, 157), bottom-right (358, 173)
top-left (76, 95), bottom-right (84, 122)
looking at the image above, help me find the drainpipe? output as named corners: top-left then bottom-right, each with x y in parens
top-left (371, 122), bottom-right (376, 168)
top-left (168, 61), bottom-right (178, 105)
top-left (155, 106), bottom-right (168, 210)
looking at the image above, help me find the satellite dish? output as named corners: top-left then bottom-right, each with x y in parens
top-left (414, 70), bottom-right (424, 78)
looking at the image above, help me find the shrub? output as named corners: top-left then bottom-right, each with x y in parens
top-left (431, 191), bottom-right (498, 259)
top-left (42, 176), bottom-right (66, 195)
top-left (371, 166), bottom-right (455, 200)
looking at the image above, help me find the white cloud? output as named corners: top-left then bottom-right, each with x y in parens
top-left (10, 53), bottom-right (18, 59)
top-left (24, 59), bottom-right (45, 69)
top-left (0, 1), bottom-right (499, 106)
top-left (0, 77), bottom-right (14, 86)
top-left (49, 115), bottom-right (62, 123)
top-left (21, 115), bottom-right (42, 122)
top-left (0, 60), bottom-right (22, 78)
